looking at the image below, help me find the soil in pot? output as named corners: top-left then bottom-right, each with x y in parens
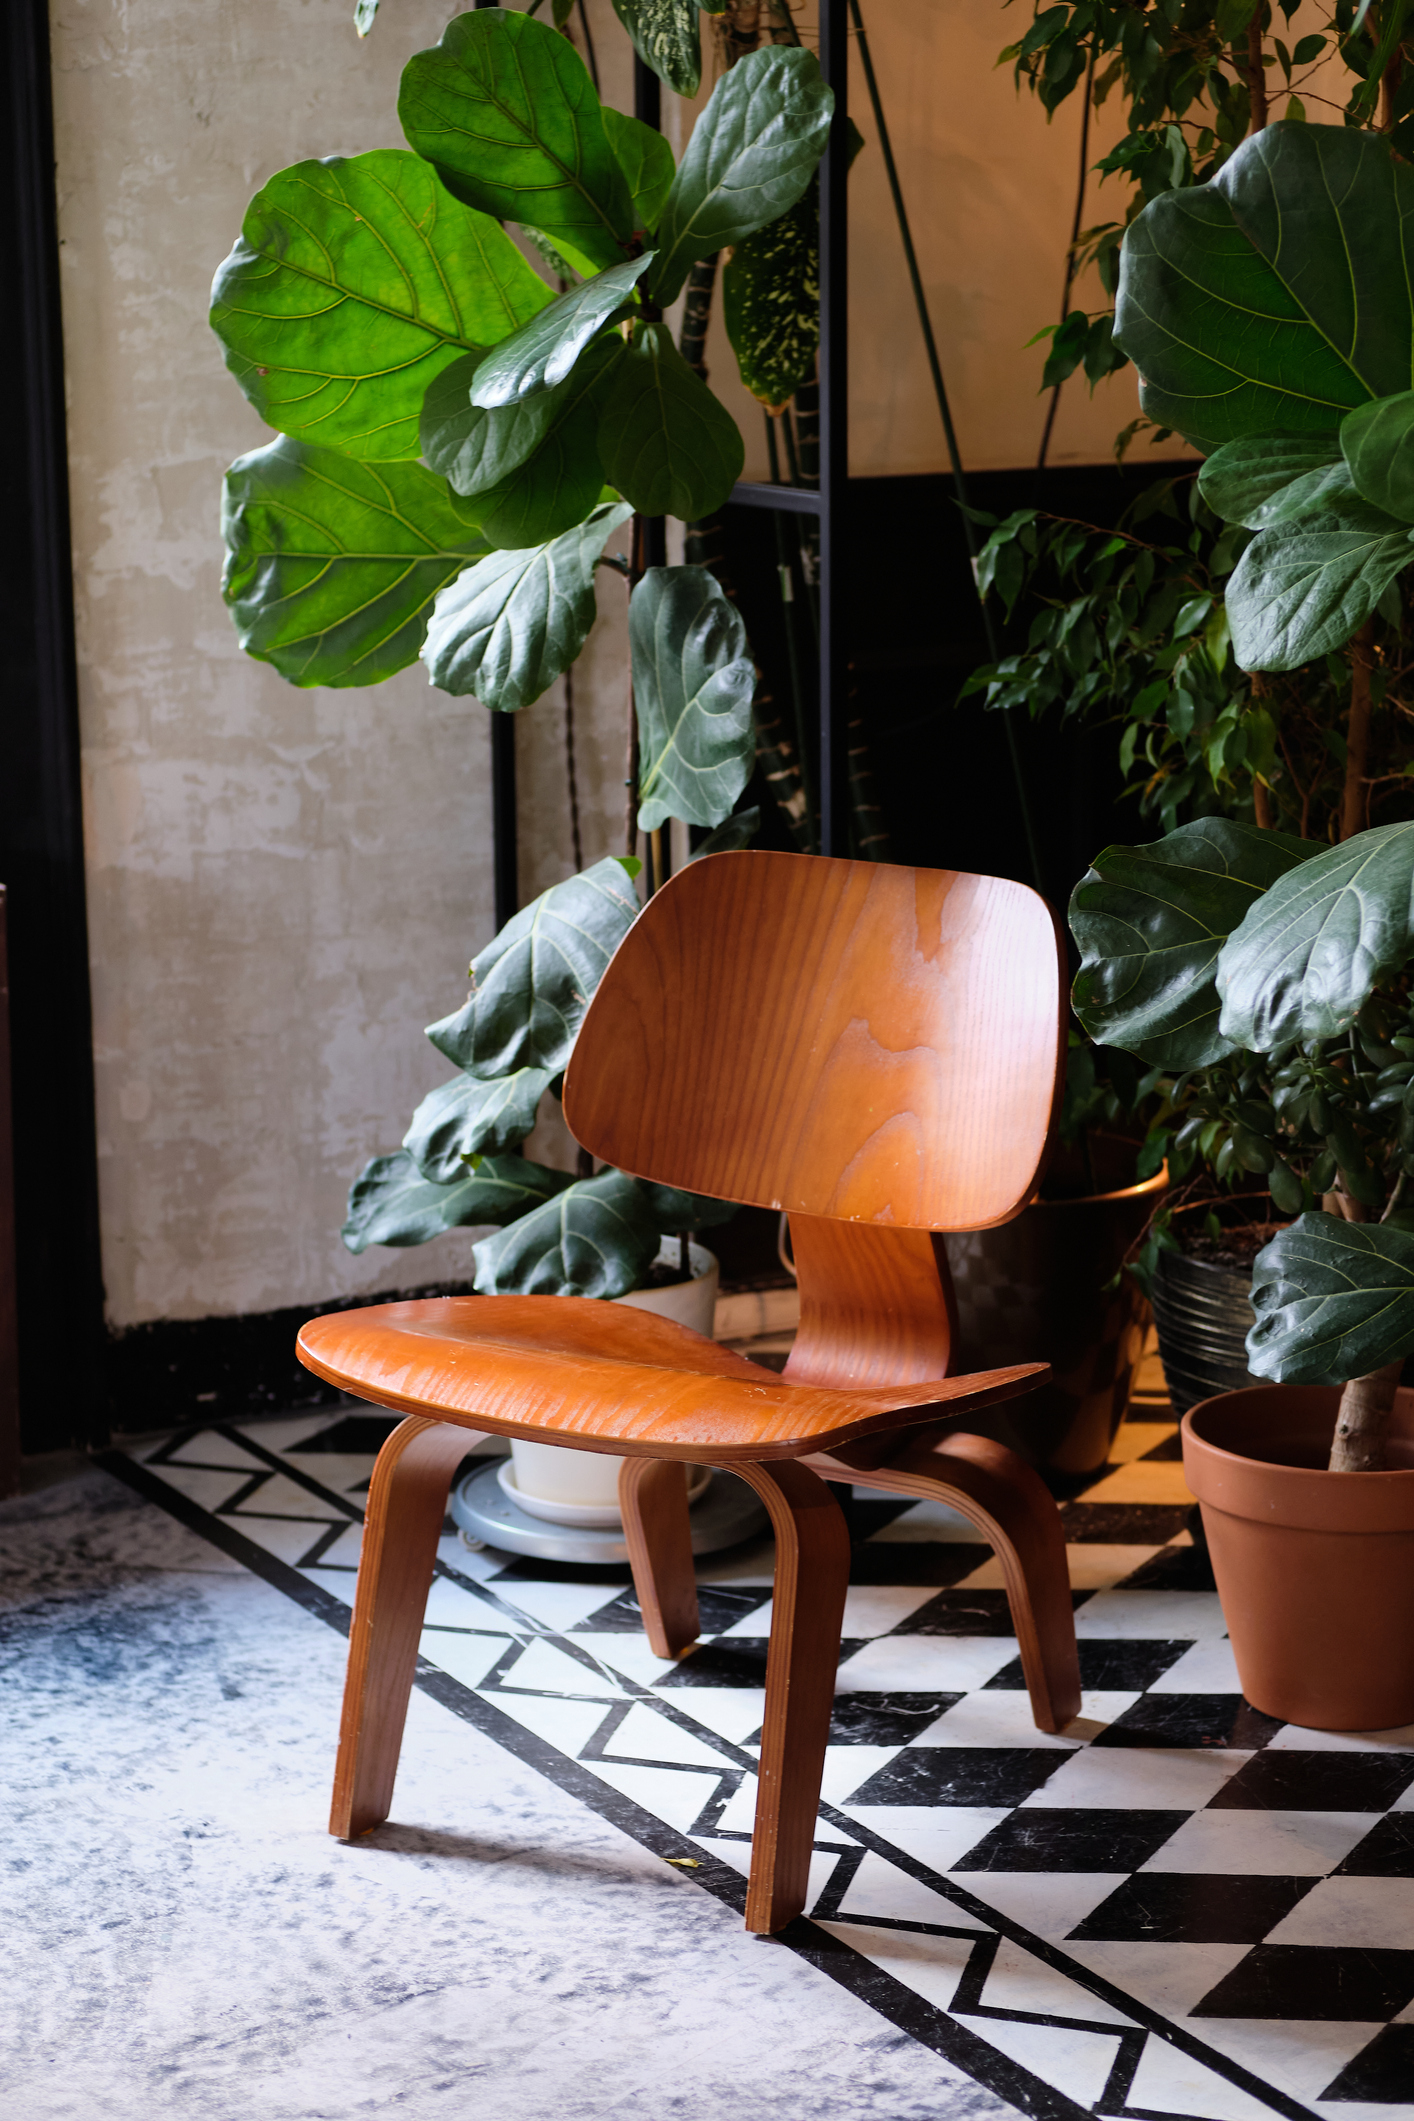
top-left (1184, 1383), bottom-right (1414, 1729)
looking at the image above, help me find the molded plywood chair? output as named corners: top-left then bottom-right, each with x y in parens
top-left (297, 851), bottom-right (1080, 1934)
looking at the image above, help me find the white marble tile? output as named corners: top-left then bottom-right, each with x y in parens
top-left (914, 1692), bottom-right (1089, 1751)
top-left (230, 1516), bottom-right (349, 1569)
top-left (813, 1920), bottom-right (978, 2010)
top-left (567, 1631), bottom-right (689, 1691)
top-left (975, 1936), bottom-right (1135, 2026)
top-left (1073, 1590), bottom-right (1229, 1641)
top-left (864, 1498), bottom-right (983, 1543)
top-left (654, 1686), bottom-right (766, 1747)
top-left (952, 2017), bottom-right (1122, 2108)
top-left (233, 1410), bottom-right (344, 1451)
top-left (600, 1702), bottom-right (731, 1771)
top-left (1126, 2031), bottom-right (1280, 2121)
top-left (957, 1547), bottom-right (1157, 1592)
top-left (423, 1575), bottom-right (517, 1632)
top-left (834, 1635), bottom-right (1020, 1694)
top-left (1193, 2020), bottom-right (1385, 2107)
top-left (716, 1583), bottom-right (941, 1639)
top-left (580, 1759), bottom-right (726, 1833)
top-left (228, 1470), bottom-right (350, 1520)
top-left (303, 1521), bottom-right (364, 1569)
top-left (832, 1852), bottom-right (982, 1929)
top-left (1021, 1746), bottom-right (1250, 1811)
top-left (819, 1745), bottom-right (904, 1805)
top-left (481, 1575), bottom-right (633, 1632)
top-left (495, 1637), bottom-right (627, 1699)
top-left (1265, 1875), bottom-right (1414, 1948)
top-left (1063, 1940), bottom-right (1250, 2020)
top-left (1138, 1808), bottom-right (1381, 1876)
top-left (140, 1464), bottom-right (260, 1516)
top-left (1147, 1639), bottom-right (1244, 1693)
top-left (956, 1871), bottom-right (1127, 1941)
top-left (840, 1804), bottom-right (1011, 1876)
top-left (160, 1430), bottom-right (270, 1470)
top-left (419, 1630), bottom-right (517, 1690)
top-left (478, 1688), bottom-right (612, 1758)
top-left (1267, 1720), bottom-right (1414, 1754)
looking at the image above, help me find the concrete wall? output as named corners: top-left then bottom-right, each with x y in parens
top-left (50, 0), bottom-right (1155, 1332)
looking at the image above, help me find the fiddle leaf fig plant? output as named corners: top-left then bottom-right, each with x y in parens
top-left (1071, 815), bottom-right (1414, 1473)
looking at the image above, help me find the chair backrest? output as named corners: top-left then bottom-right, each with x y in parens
top-left (563, 850), bottom-right (1064, 1235)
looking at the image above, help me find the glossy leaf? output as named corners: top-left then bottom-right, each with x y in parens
top-left (1115, 122), bottom-right (1414, 451)
top-left (1223, 494), bottom-right (1414, 671)
top-left (341, 1148), bottom-right (571, 1251)
top-left (602, 107), bottom-right (676, 234)
top-left (1247, 1212), bottom-right (1414, 1383)
top-left (1217, 819), bottom-right (1414, 1048)
top-left (472, 1168), bottom-right (660, 1297)
top-left (422, 351), bottom-right (562, 494)
top-left (1069, 818), bottom-right (1317, 1067)
top-left (647, 46), bottom-right (834, 307)
top-left (221, 437), bottom-right (491, 688)
top-left (687, 805), bottom-right (760, 860)
top-left (609, 0), bottom-right (700, 98)
top-left (450, 340), bottom-right (621, 550)
top-left (1342, 390), bottom-right (1414, 523)
top-left (209, 151), bottom-right (552, 461)
top-left (403, 1065), bottom-right (554, 1181)
top-left (469, 256), bottom-right (653, 409)
top-left (422, 497), bottom-right (632, 709)
top-left (1198, 435), bottom-right (1346, 529)
top-left (630, 566), bottom-right (755, 831)
top-left (598, 323), bottom-right (744, 520)
top-left (427, 853), bottom-right (641, 1080)
top-left (722, 179), bottom-right (819, 410)
top-left (398, 8), bottom-right (633, 273)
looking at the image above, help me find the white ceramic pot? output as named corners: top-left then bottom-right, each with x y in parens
top-left (505, 1240), bottom-right (719, 1526)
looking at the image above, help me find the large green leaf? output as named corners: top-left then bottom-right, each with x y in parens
top-left (722, 179), bottom-right (819, 410)
top-left (403, 1065), bottom-right (554, 1181)
top-left (1069, 818), bottom-right (1317, 1068)
top-left (597, 323), bottom-right (744, 519)
top-left (221, 437), bottom-right (491, 687)
top-left (469, 257), bottom-right (653, 409)
top-left (422, 497), bottom-right (632, 708)
top-left (1342, 391), bottom-right (1414, 523)
top-left (1198, 435), bottom-right (1347, 529)
top-left (209, 151), bottom-right (552, 462)
top-left (602, 108), bottom-right (676, 235)
top-left (341, 1148), bottom-right (571, 1251)
top-left (398, 8), bottom-right (633, 273)
top-left (473, 1168), bottom-right (661, 1297)
top-left (422, 351), bottom-right (565, 494)
top-left (1217, 819), bottom-right (1414, 1048)
top-left (434, 340), bottom-right (620, 550)
top-left (647, 46), bottom-right (834, 307)
top-left (630, 566), bottom-right (755, 831)
top-left (1223, 493), bottom-right (1414, 671)
top-left (428, 853), bottom-right (641, 1080)
top-left (609, 0), bottom-right (701, 97)
top-left (1115, 122), bottom-right (1414, 452)
top-left (1247, 1212), bottom-right (1414, 1384)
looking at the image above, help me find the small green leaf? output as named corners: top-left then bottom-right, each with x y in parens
top-left (598, 322), bottom-right (744, 519)
top-left (470, 256), bottom-right (654, 409)
top-left (1341, 389), bottom-right (1414, 523)
top-left (647, 45), bottom-right (834, 307)
top-left (722, 180), bottom-right (819, 409)
top-left (422, 497), bottom-right (632, 709)
top-left (1248, 1212), bottom-right (1414, 1382)
top-left (602, 108), bottom-right (677, 235)
top-left (473, 1168), bottom-right (661, 1296)
top-left (609, 0), bottom-right (701, 97)
top-left (341, 1148), bottom-right (572, 1252)
top-left (398, 7), bottom-right (634, 272)
top-left (631, 566), bottom-right (756, 831)
top-left (1223, 495), bottom-right (1414, 671)
top-left (428, 854), bottom-right (642, 1081)
top-left (221, 437), bottom-right (492, 687)
top-left (403, 1066), bottom-right (555, 1180)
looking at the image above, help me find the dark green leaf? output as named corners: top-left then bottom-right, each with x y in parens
top-left (221, 437), bottom-right (491, 688)
top-left (647, 45), bottom-right (833, 306)
top-left (472, 1168), bottom-right (661, 1296)
top-left (1115, 122), bottom-right (1414, 451)
top-left (1247, 1211), bottom-right (1414, 1382)
top-left (687, 805), bottom-right (760, 859)
top-left (597, 322), bottom-right (744, 519)
top-left (427, 854), bottom-right (641, 1080)
top-left (422, 497), bottom-right (633, 709)
top-left (421, 352), bottom-right (566, 495)
top-left (631, 566), bottom-right (756, 831)
top-left (602, 107), bottom-right (677, 233)
top-left (470, 256), bottom-right (654, 408)
top-left (635, 1180), bottom-right (739, 1231)
top-left (341, 1148), bottom-right (572, 1251)
top-left (398, 7), bottom-right (633, 272)
top-left (1218, 819), bottom-right (1414, 1047)
top-left (1341, 389), bottom-right (1414, 523)
top-left (451, 340), bottom-right (622, 549)
top-left (1069, 818), bottom-right (1318, 1067)
top-left (609, 0), bottom-right (700, 97)
top-left (1223, 494), bottom-right (1413, 670)
top-left (210, 151), bottom-right (553, 461)
top-left (403, 1065), bottom-right (554, 1180)
top-left (722, 179), bottom-right (818, 409)
top-left (1197, 434), bottom-right (1346, 527)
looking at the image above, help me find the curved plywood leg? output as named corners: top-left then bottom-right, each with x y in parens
top-left (331, 1415), bottom-right (475, 1840)
top-left (729, 1461), bottom-right (851, 1935)
top-left (807, 1428), bottom-right (1081, 1734)
top-left (619, 1457), bottom-right (699, 1658)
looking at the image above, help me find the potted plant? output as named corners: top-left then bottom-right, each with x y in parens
top-left (1067, 116), bottom-right (1414, 1730)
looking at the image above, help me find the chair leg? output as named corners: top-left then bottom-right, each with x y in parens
top-left (330, 1415), bottom-right (473, 1840)
top-left (728, 1461), bottom-right (851, 1935)
top-left (618, 1457), bottom-right (700, 1657)
top-left (806, 1429), bottom-right (1081, 1734)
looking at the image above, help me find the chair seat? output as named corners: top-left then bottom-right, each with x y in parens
top-left (297, 1295), bottom-right (1048, 1462)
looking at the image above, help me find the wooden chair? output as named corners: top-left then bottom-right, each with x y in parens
top-left (297, 851), bottom-right (1080, 1934)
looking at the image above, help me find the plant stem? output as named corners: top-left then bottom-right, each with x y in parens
top-left (1246, 17), bottom-right (1269, 132)
top-left (564, 660), bottom-right (583, 870)
top-left (680, 255), bottom-right (718, 381)
top-left (1037, 47), bottom-right (1096, 477)
top-left (1340, 621), bottom-right (1377, 841)
top-left (1330, 1360), bottom-right (1402, 1471)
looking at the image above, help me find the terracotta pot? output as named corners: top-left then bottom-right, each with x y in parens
top-left (945, 1138), bottom-right (1166, 1490)
top-left (1183, 1384), bottom-right (1414, 1730)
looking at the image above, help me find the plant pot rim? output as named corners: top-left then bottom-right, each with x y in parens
top-left (1034, 1162), bottom-right (1170, 1212)
top-left (1183, 1384), bottom-right (1414, 1534)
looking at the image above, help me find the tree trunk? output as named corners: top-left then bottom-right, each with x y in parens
top-left (1245, 18), bottom-right (1269, 132)
top-left (1330, 1360), bottom-right (1403, 1472)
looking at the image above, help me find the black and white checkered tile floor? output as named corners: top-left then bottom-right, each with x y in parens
top-left (105, 1369), bottom-right (1414, 2121)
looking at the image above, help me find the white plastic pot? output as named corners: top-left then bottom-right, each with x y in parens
top-left (505, 1239), bottom-right (719, 1526)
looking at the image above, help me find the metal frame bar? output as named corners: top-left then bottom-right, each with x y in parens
top-left (815, 0), bottom-right (850, 857)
